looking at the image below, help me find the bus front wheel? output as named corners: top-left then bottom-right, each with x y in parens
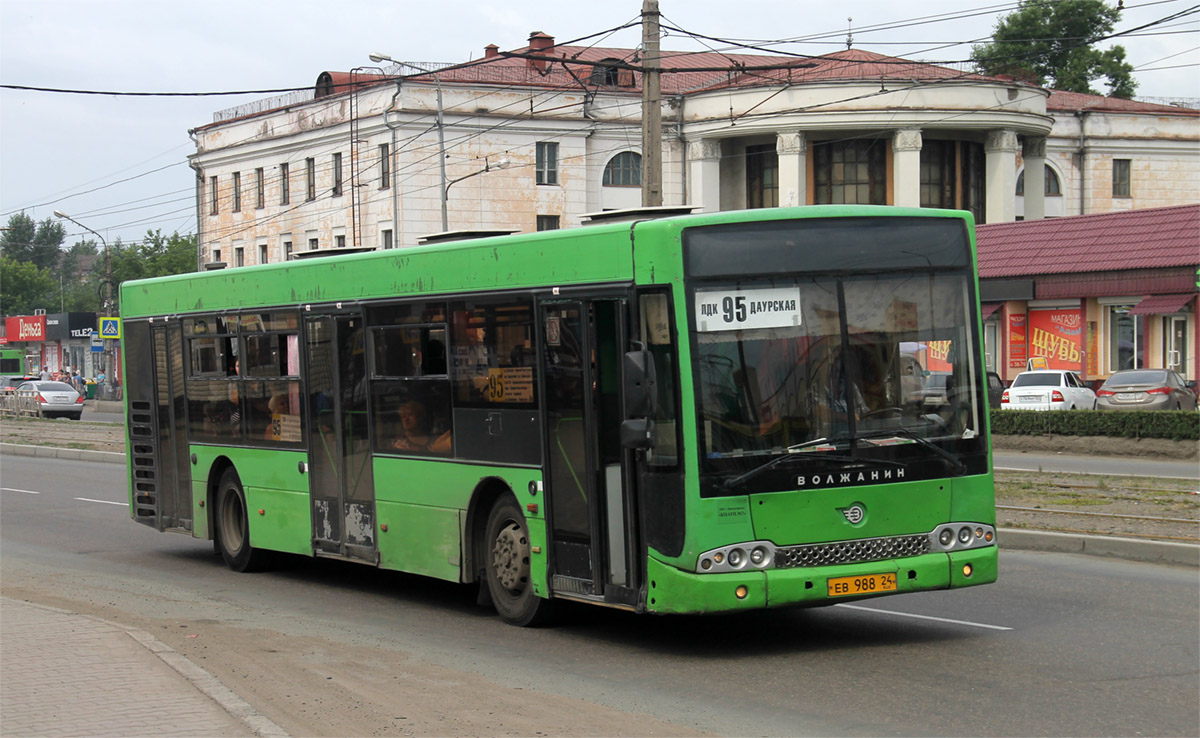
top-left (484, 495), bottom-right (552, 626)
top-left (215, 468), bottom-right (267, 572)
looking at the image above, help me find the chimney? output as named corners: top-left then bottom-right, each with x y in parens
top-left (484, 44), bottom-right (499, 59)
top-left (527, 31), bottom-right (554, 72)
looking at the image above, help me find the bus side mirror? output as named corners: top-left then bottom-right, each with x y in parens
top-left (623, 346), bottom-right (658, 418)
top-left (620, 418), bottom-right (656, 449)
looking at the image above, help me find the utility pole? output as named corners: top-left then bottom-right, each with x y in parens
top-left (641, 0), bottom-right (663, 207)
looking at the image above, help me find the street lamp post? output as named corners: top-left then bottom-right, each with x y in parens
top-left (443, 158), bottom-right (511, 230)
top-left (53, 210), bottom-right (113, 394)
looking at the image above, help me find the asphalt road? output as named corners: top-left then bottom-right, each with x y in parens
top-left (2, 454), bottom-right (1197, 737)
top-left (994, 450), bottom-right (1199, 480)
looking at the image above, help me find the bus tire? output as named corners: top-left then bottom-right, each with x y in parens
top-left (215, 468), bottom-right (267, 572)
top-left (484, 495), bottom-right (552, 626)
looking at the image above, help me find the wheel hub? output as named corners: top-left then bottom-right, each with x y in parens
top-left (491, 521), bottom-right (529, 592)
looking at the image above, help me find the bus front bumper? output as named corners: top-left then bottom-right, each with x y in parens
top-left (644, 545), bottom-right (998, 615)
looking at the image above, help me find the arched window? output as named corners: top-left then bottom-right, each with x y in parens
top-left (1016, 165), bottom-right (1062, 196)
top-left (603, 152), bottom-right (642, 186)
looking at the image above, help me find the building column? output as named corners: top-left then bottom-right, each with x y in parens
top-left (776, 131), bottom-right (807, 207)
top-left (687, 139), bottom-right (722, 212)
top-left (892, 129), bottom-right (923, 208)
top-left (1023, 137), bottom-right (1047, 221)
top-left (985, 129), bottom-right (1019, 223)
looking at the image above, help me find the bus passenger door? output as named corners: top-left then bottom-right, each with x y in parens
top-left (540, 298), bottom-right (638, 605)
top-left (304, 313), bottom-right (377, 563)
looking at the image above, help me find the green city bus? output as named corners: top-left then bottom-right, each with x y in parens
top-left (121, 205), bottom-right (997, 626)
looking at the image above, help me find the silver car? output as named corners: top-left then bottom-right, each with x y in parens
top-left (16, 381), bottom-right (84, 420)
top-left (1096, 370), bottom-right (1198, 411)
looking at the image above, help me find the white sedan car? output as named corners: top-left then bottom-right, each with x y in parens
top-left (1000, 370), bottom-right (1097, 411)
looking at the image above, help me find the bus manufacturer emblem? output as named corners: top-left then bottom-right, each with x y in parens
top-left (841, 505), bottom-right (865, 525)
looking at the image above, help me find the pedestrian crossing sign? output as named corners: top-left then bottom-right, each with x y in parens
top-left (99, 317), bottom-right (122, 340)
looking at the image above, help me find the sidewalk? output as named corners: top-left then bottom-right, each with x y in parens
top-left (0, 597), bottom-right (287, 738)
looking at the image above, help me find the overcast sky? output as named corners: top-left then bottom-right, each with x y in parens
top-left (1, 0), bottom-right (1196, 248)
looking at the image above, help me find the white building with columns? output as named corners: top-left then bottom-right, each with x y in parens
top-left (189, 35), bottom-right (1198, 267)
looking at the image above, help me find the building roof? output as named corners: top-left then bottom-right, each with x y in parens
top-left (1045, 89), bottom-right (1199, 116)
top-left (976, 204), bottom-right (1200, 278)
top-left (424, 43), bottom-right (1002, 95)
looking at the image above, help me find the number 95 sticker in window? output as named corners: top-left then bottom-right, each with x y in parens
top-left (695, 287), bottom-right (802, 332)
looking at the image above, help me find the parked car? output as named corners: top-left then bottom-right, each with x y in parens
top-left (15, 380), bottom-right (84, 420)
top-left (1096, 369), bottom-right (1198, 411)
top-left (1000, 369), bottom-right (1096, 411)
top-left (0, 375), bottom-right (38, 393)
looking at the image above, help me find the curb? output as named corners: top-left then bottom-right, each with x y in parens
top-left (0, 442), bottom-right (126, 465)
top-left (999, 528), bottom-right (1199, 567)
top-left (5, 598), bottom-right (289, 738)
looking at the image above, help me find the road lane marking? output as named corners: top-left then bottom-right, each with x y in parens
top-left (75, 497), bottom-right (126, 506)
top-left (2, 487), bottom-right (40, 495)
top-left (835, 603), bottom-right (1013, 631)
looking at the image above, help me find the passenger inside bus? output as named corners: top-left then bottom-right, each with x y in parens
top-left (391, 400), bottom-right (451, 455)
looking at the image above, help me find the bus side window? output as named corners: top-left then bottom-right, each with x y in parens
top-left (639, 292), bottom-right (678, 467)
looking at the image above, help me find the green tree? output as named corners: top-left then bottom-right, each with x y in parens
top-left (103, 230), bottom-right (197, 312)
top-left (1, 213), bottom-right (37, 262)
top-left (971, 0), bottom-right (1137, 98)
top-left (0, 257), bottom-right (56, 315)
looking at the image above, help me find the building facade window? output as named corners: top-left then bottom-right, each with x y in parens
top-left (745, 144), bottom-right (779, 209)
top-left (209, 175), bottom-right (218, 215)
top-left (381, 229), bottom-right (393, 249)
top-left (335, 234), bottom-right (346, 248)
top-left (306, 158), bottom-right (316, 201)
top-left (1112, 158), bottom-right (1131, 197)
top-left (283, 240), bottom-right (293, 260)
top-left (602, 152), bottom-right (641, 186)
top-left (920, 140), bottom-right (985, 224)
top-left (280, 162), bottom-right (290, 205)
top-left (232, 171), bottom-right (242, 212)
top-left (379, 144), bottom-right (390, 189)
top-left (1108, 305), bottom-right (1144, 371)
top-left (212, 248), bottom-right (222, 263)
top-left (234, 247), bottom-right (245, 267)
top-left (813, 139), bottom-right (887, 206)
top-left (1016, 165), bottom-right (1062, 196)
top-left (258, 243), bottom-right (268, 264)
top-left (536, 215), bottom-right (560, 231)
top-left (332, 152), bottom-right (343, 196)
top-left (536, 142), bottom-right (558, 185)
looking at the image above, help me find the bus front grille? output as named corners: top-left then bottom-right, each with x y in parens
top-left (775, 534), bottom-right (931, 569)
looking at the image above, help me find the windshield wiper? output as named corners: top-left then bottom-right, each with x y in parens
top-left (853, 426), bottom-right (968, 476)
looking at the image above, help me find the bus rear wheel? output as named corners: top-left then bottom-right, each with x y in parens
top-left (484, 495), bottom-right (552, 626)
top-left (215, 468), bottom-right (267, 572)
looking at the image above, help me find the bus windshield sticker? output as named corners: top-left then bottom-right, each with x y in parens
top-left (696, 287), bottom-right (802, 332)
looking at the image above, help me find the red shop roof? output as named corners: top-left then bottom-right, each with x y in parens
top-left (976, 205), bottom-right (1200, 278)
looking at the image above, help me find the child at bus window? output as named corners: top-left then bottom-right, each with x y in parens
top-left (392, 400), bottom-right (450, 455)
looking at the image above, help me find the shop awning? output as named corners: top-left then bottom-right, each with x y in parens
top-left (1128, 293), bottom-right (1197, 316)
top-left (980, 303), bottom-right (1004, 320)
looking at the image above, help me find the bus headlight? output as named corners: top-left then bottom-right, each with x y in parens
top-left (695, 541), bottom-right (776, 573)
top-left (930, 523), bottom-right (997, 551)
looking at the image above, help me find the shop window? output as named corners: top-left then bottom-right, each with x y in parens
top-left (1108, 305), bottom-right (1144, 371)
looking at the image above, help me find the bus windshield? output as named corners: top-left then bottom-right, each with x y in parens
top-left (693, 271), bottom-right (983, 494)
